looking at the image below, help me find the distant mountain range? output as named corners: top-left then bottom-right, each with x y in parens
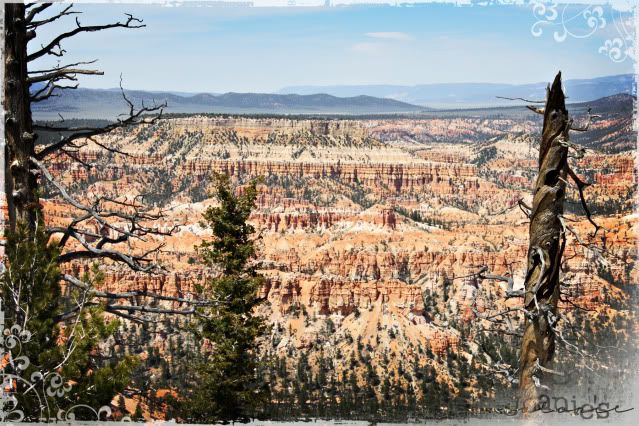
top-left (32, 89), bottom-right (428, 120)
top-left (278, 74), bottom-right (635, 108)
top-left (32, 74), bottom-right (634, 120)
top-left (570, 92), bottom-right (635, 114)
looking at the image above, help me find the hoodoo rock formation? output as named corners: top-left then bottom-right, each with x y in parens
top-left (42, 111), bottom-right (636, 396)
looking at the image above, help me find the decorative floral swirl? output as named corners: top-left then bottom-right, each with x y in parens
top-left (531, 1), bottom-right (606, 41)
top-left (0, 393), bottom-right (23, 422)
top-left (45, 373), bottom-right (73, 398)
top-left (57, 404), bottom-right (126, 422)
top-left (0, 301), bottom-right (127, 422)
top-left (529, 1), bottom-right (633, 63)
top-left (1, 324), bottom-right (32, 356)
top-left (599, 38), bottom-right (628, 63)
top-left (531, 0), bottom-right (559, 37)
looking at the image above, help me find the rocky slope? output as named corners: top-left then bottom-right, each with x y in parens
top-left (39, 106), bottom-right (637, 417)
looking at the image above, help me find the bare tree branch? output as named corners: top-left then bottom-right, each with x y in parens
top-left (35, 85), bottom-right (165, 160)
top-left (28, 13), bottom-right (145, 62)
top-left (25, 2), bottom-right (53, 24)
top-left (567, 167), bottom-right (600, 234)
top-left (59, 274), bottom-right (221, 324)
top-left (56, 228), bottom-right (163, 273)
top-left (33, 157), bottom-right (179, 274)
top-left (30, 80), bottom-right (79, 103)
top-left (63, 274), bottom-right (218, 306)
top-left (27, 4), bottom-right (81, 29)
top-left (526, 105), bottom-right (545, 115)
top-left (28, 67), bottom-right (103, 84)
top-left (570, 108), bottom-right (601, 132)
top-left (496, 96), bottom-right (545, 103)
top-left (29, 59), bottom-right (99, 75)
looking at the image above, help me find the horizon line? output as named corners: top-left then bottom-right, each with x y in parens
top-left (77, 73), bottom-right (633, 96)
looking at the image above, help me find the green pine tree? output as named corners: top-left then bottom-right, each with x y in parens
top-left (132, 403), bottom-right (145, 422)
top-left (178, 174), bottom-right (267, 422)
top-left (117, 395), bottom-right (128, 419)
top-left (0, 218), bottom-right (138, 420)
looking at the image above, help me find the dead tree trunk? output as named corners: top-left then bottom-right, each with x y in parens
top-left (3, 3), bottom-right (38, 232)
top-left (518, 72), bottom-right (570, 412)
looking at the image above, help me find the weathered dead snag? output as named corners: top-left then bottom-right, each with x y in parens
top-left (1, 3), bottom-right (206, 325)
top-left (4, 3), bottom-right (39, 232)
top-left (518, 71), bottom-right (572, 412)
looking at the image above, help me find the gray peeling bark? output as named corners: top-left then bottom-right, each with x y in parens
top-left (518, 72), bottom-right (570, 412)
top-left (3, 3), bottom-right (38, 232)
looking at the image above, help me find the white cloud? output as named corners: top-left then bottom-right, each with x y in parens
top-left (350, 42), bottom-right (384, 53)
top-left (365, 32), bottom-right (413, 41)
top-left (351, 32), bottom-right (412, 54)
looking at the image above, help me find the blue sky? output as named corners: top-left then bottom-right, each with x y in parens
top-left (30, 1), bottom-right (634, 93)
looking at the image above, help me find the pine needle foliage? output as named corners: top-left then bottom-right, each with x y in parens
top-left (179, 174), bottom-right (267, 423)
top-left (0, 218), bottom-right (137, 420)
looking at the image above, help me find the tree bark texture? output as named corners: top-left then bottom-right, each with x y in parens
top-left (518, 72), bottom-right (570, 412)
top-left (3, 3), bottom-right (38, 233)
